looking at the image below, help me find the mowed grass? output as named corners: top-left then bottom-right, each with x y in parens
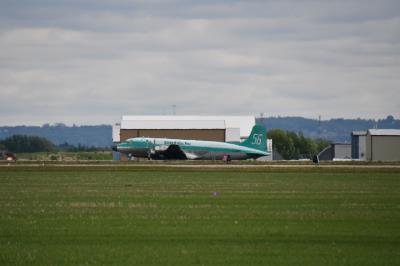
top-left (0, 167), bottom-right (399, 265)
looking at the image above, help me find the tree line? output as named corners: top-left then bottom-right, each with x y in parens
top-left (267, 129), bottom-right (330, 160)
top-left (0, 135), bottom-right (104, 153)
top-left (258, 115), bottom-right (399, 142)
top-left (0, 124), bottom-right (112, 147)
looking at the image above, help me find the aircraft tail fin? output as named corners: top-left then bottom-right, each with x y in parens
top-left (239, 125), bottom-right (267, 151)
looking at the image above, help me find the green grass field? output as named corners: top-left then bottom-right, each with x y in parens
top-left (0, 166), bottom-right (399, 265)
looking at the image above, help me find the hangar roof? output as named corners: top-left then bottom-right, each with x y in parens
top-left (351, 131), bottom-right (367, 136)
top-left (121, 119), bottom-right (225, 130)
top-left (121, 116), bottom-right (256, 138)
top-left (368, 129), bottom-right (400, 136)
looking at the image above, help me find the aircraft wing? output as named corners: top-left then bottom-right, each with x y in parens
top-left (150, 144), bottom-right (204, 160)
top-left (164, 144), bottom-right (204, 160)
top-left (151, 144), bottom-right (188, 160)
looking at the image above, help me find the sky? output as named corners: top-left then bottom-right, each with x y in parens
top-left (0, 0), bottom-right (399, 125)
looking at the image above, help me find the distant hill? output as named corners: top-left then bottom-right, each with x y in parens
top-left (0, 116), bottom-right (398, 147)
top-left (257, 115), bottom-right (400, 142)
top-left (0, 124), bottom-right (112, 148)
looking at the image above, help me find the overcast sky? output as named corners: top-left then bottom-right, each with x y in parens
top-left (0, 0), bottom-right (399, 125)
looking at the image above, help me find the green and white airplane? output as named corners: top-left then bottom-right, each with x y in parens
top-left (113, 125), bottom-right (270, 160)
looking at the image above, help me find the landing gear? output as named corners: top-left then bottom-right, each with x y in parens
top-left (222, 154), bottom-right (231, 164)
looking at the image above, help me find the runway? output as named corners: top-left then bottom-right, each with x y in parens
top-left (1, 161), bottom-right (400, 169)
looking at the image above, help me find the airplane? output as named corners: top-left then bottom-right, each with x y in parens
top-left (113, 125), bottom-right (270, 160)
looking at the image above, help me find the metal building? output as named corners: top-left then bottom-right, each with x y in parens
top-left (318, 143), bottom-right (351, 160)
top-left (366, 129), bottom-right (400, 161)
top-left (116, 115), bottom-right (255, 141)
top-left (351, 131), bottom-right (367, 160)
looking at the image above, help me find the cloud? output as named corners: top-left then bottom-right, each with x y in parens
top-left (0, 0), bottom-right (399, 125)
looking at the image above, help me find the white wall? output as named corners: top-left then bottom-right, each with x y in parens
top-left (112, 124), bottom-right (121, 142)
top-left (225, 128), bottom-right (240, 142)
